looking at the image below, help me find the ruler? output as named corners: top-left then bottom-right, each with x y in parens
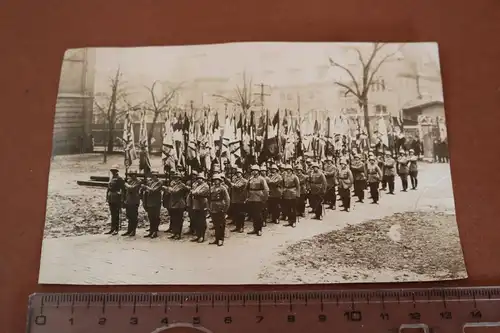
top-left (27, 287), bottom-right (500, 333)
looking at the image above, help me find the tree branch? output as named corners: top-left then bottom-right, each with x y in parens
top-left (329, 58), bottom-right (361, 96)
top-left (213, 94), bottom-right (238, 105)
top-left (367, 43), bottom-right (406, 88)
top-left (354, 48), bottom-right (366, 68)
top-left (334, 81), bottom-right (359, 98)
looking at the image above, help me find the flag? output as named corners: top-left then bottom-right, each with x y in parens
top-left (263, 109), bottom-right (279, 158)
top-left (138, 110), bottom-right (151, 172)
top-left (122, 112), bottom-right (137, 168)
top-left (378, 116), bottom-right (389, 147)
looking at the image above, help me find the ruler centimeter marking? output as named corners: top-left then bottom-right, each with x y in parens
top-left (27, 287), bottom-right (500, 333)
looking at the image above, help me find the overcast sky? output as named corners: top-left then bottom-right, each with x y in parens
top-left (92, 42), bottom-right (441, 88)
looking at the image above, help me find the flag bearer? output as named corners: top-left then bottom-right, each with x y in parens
top-left (282, 164), bottom-right (301, 227)
top-left (337, 159), bottom-right (354, 212)
top-left (122, 168), bottom-right (141, 236)
top-left (295, 165), bottom-right (308, 217)
top-left (267, 164), bottom-right (283, 224)
top-left (323, 157), bottom-right (337, 210)
top-left (246, 165), bottom-right (269, 236)
top-left (105, 164), bottom-right (125, 235)
top-left (163, 172), bottom-right (189, 240)
top-left (209, 174), bottom-right (231, 246)
top-left (350, 155), bottom-right (367, 203)
top-left (383, 152), bottom-right (396, 195)
top-left (309, 162), bottom-right (327, 220)
top-left (228, 168), bottom-right (248, 233)
top-left (190, 172), bottom-right (210, 243)
top-left (141, 170), bottom-right (163, 238)
top-left (185, 170), bottom-right (198, 236)
top-left (367, 156), bottom-right (383, 204)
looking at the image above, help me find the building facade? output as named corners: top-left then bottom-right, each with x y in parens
top-left (336, 45), bottom-right (444, 140)
top-left (53, 48), bottom-right (96, 155)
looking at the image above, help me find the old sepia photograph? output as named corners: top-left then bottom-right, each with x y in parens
top-left (39, 42), bottom-right (467, 285)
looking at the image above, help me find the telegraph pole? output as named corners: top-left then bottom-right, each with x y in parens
top-left (254, 83), bottom-right (271, 114)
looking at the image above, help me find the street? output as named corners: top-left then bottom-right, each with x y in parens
top-left (38, 162), bottom-right (462, 285)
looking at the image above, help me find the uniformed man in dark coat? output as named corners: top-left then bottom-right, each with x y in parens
top-left (282, 164), bottom-right (301, 227)
top-left (295, 165), bottom-right (308, 217)
top-left (163, 172), bottom-right (189, 240)
top-left (267, 164), bottom-right (283, 224)
top-left (105, 164), bottom-right (125, 235)
top-left (259, 165), bottom-right (270, 225)
top-left (184, 170), bottom-right (198, 235)
top-left (141, 170), bottom-right (163, 238)
top-left (367, 155), bottom-right (383, 204)
top-left (350, 155), bottom-right (367, 203)
top-left (338, 158), bottom-right (354, 212)
top-left (122, 168), bottom-right (141, 236)
top-left (309, 162), bottom-right (327, 220)
top-left (408, 148), bottom-right (419, 190)
top-left (209, 174), bottom-right (231, 246)
top-left (323, 157), bottom-right (337, 210)
top-left (383, 152), bottom-right (396, 195)
top-left (246, 165), bottom-right (269, 236)
top-left (227, 168), bottom-right (247, 233)
top-left (190, 172), bottom-right (210, 243)
top-left (397, 150), bottom-right (410, 192)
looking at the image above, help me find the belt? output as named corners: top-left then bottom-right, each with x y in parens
top-left (249, 188), bottom-right (263, 191)
top-left (284, 186), bottom-right (296, 189)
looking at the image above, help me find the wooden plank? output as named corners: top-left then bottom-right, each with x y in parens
top-left (90, 176), bottom-right (109, 182)
top-left (76, 180), bottom-right (108, 188)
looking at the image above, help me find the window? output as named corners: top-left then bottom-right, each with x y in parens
top-left (380, 79), bottom-right (386, 91)
top-left (375, 104), bottom-right (387, 114)
top-left (287, 93), bottom-right (293, 100)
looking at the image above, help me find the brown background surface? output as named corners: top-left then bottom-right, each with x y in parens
top-left (1, 0), bottom-right (500, 332)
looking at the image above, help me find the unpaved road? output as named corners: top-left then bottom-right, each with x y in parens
top-left (39, 156), bottom-right (466, 285)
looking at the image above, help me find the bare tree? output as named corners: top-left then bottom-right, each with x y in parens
top-left (143, 80), bottom-right (179, 153)
top-left (94, 68), bottom-right (141, 163)
top-left (329, 43), bottom-right (405, 142)
top-left (213, 72), bottom-right (259, 118)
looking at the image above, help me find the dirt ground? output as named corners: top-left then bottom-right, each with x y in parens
top-left (39, 154), bottom-right (467, 284)
top-left (258, 211), bottom-right (467, 283)
top-left (44, 154), bottom-right (165, 238)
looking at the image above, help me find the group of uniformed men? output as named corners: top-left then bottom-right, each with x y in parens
top-left (105, 148), bottom-right (420, 247)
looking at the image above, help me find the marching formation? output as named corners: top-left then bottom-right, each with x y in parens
top-left (105, 147), bottom-right (421, 247)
